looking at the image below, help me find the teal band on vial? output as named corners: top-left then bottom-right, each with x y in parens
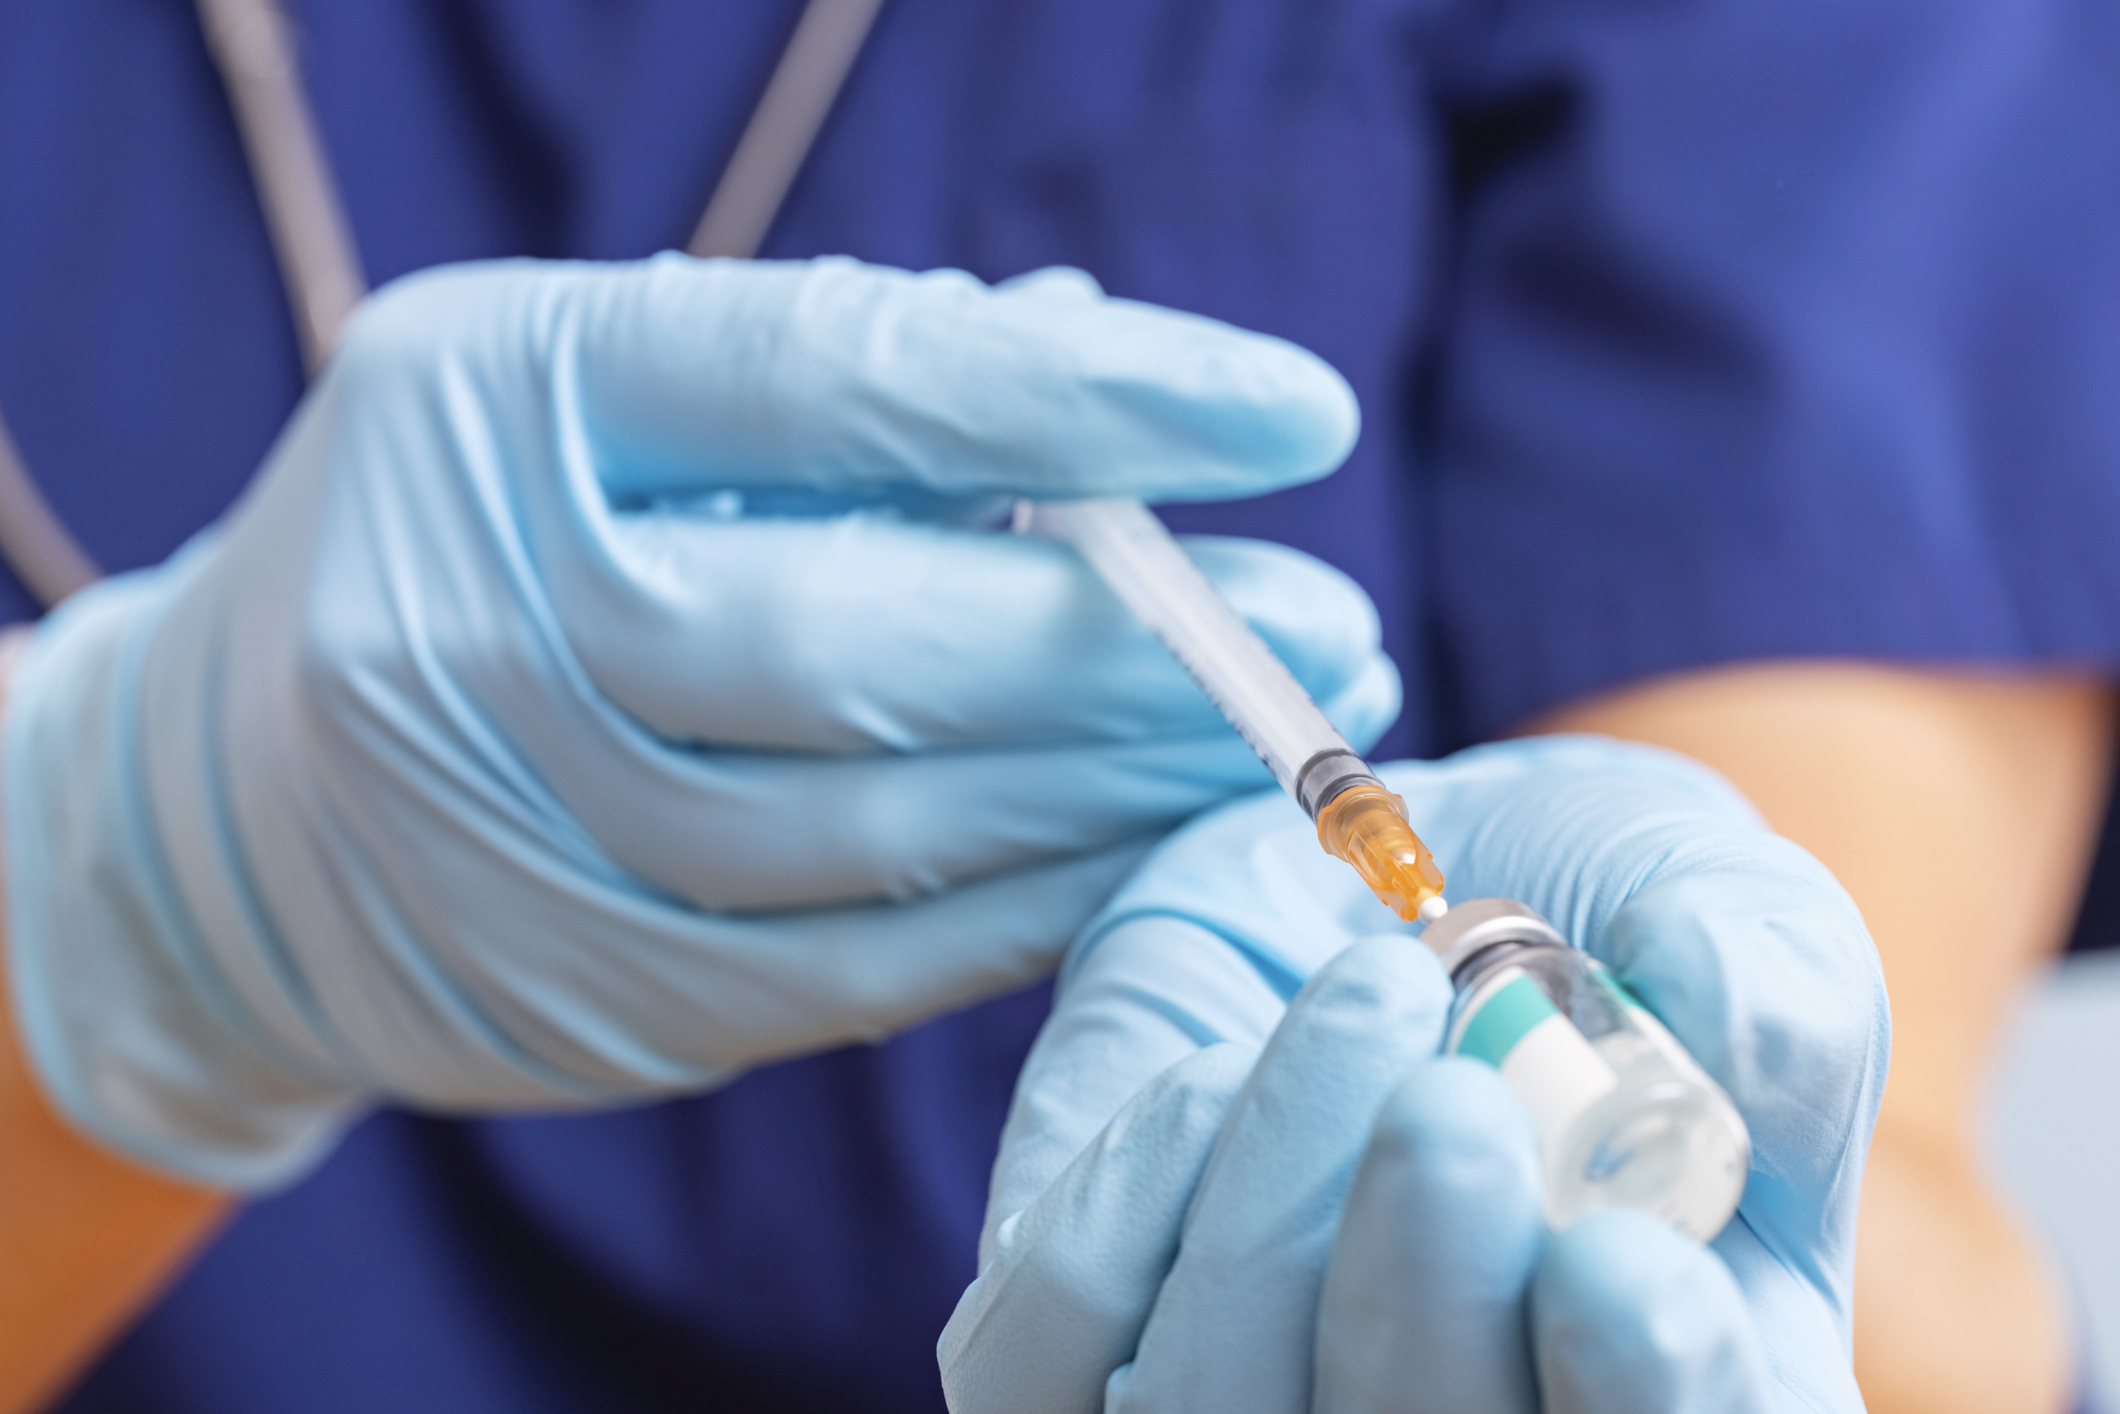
top-left (1596, 965), bottom-right (1648, 1013)
top-left (1454, 973), bottom-right (1557, 1067)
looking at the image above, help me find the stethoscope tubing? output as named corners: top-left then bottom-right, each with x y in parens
top-left (0, 0), bottom-right (882, 612)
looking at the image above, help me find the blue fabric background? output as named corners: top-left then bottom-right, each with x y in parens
top-left (3, 0), bottom-right (2118, 1408)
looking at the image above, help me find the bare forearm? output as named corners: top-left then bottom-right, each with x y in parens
top-left (0, 969), bottom-right (230, 1410)
top-left (1533, 661), bottom-right (2111, 1414)
top-left (0, 658), bottom-right (231, 1413)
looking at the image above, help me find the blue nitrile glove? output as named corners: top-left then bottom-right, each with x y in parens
top-left (0, 255), bottom-right (1397, 1191)
top-left (939, 736), bottom-right (1887, 1413)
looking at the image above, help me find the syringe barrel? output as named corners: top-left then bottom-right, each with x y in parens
top-left (1028, 498), bottom-right (1357, 812)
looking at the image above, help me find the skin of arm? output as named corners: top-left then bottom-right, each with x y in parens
top-left (0, 942), bottom-right (229, 1414)
top-left (0, 656), bottom-right (232, 1414)
top-left (1534, 661), bottom-right (2114, 1414)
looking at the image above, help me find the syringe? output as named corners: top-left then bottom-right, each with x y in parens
top-left (1025, 497), bottom-right (1447, 924)
top-left (1030, 498), bottom-right (1752, 1241)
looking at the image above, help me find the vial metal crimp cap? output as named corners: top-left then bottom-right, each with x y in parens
top-left (1417, 897), bottom-right (1569, 982)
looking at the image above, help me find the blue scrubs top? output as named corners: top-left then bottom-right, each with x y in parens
top-left (4, 0), bottom-right (2120, 1409)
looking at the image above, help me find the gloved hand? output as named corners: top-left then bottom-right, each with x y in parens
top-left (0, 255), bottom-right (1396, 1191)
top-left (939, 736), bottom-right (1887, 1412)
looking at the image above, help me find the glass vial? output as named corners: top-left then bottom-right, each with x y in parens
top-left (1423, 899), bottom-right (1750, 1242)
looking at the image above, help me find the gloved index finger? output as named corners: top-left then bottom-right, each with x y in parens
top-left (986, 780), bottom-right (1423, 1232)
top-left (1109, 937), bottom-right (1458, 1414)
top-left (360, 254), bottom-right (1361, 504)
top-left (982, 909), bottom-right (1294, 1258)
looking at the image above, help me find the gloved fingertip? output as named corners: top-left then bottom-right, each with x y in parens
top-left (1258, 344), bottom-right (1359, 481)
top-left (1211, 335), bottom-right (1360, 490)
top-left (993, 265), bottom-right (1106, 301)
top-left (1314, 1060), bottom-right (1544, 1414)
top-left (1301, 935), bottom-right (1456, 1047)
top-left (1083, 305), bottom-right (1359, 502)
top-left (1533, 1211), bottom-right (1770, 1414)
top-left (1372, 1057), bottom-right (1542, 1180)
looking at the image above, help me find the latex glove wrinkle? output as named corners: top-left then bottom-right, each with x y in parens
top-left (2, 255), bottom-right (1390, 1190)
